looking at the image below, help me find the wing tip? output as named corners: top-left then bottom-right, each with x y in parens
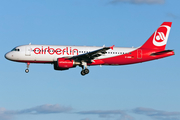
top-left (110, 45), bottom-right (115, 50)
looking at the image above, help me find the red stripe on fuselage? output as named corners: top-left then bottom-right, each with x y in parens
top-left (13, 60), bottom-right (53, 63)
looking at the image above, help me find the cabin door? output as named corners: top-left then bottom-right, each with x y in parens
top-left (25, 46), bottom-right (31, 56)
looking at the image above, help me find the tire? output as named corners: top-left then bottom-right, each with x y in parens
top-left (25, 69), bottom-right (29, 73)
top-left (81, 70), bottom-right (86, 76)
top-left (84, 69), bottom-right (89, 74)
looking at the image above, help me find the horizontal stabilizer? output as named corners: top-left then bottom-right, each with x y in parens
top-left (151, 50), bottom-right (174, 56)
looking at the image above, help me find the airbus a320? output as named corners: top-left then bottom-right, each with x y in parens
top-left (5, 22), bottom-right (174, 76)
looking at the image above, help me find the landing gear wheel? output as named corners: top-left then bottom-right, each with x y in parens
top-left (84, 69), bottom-right (89, 74)
top-left (25, 69), bottom-right (29, 73)
top-left (81, 70), bottom-right (86, 76)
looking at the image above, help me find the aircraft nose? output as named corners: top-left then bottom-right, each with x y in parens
top-left (5, 52), bottom-right (11, 60)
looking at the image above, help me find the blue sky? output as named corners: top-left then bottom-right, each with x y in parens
top-left (0, 0), bottom-right (180, 120)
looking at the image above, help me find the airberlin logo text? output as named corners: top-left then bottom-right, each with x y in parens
top-left (33, 46), bottom-right (78, 55)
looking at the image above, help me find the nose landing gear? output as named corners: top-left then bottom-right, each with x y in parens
top-left (25, 63), bottom-right (30, 73)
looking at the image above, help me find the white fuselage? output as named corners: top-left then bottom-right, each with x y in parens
top-left (5, 45), bottom-right (137, 63)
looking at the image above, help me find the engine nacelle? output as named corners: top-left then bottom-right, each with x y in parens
top-left (54, 58), bottom-right (79, 71)
top-left (57, 58), bottom-right (74, 68)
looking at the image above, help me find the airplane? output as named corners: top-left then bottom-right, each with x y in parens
top-left (5, 22), bottom-right (174, 76)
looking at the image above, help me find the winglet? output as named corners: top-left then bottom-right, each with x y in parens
top-left (110, 45), bottom-right (115, 50)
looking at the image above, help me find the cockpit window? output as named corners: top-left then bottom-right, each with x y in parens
top-left (11, 48), bottom-right (20, 51)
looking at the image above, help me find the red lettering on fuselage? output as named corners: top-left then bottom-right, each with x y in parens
top-left (56, 48), bottom-right (62, 55)
top-left (33, 46), bottom-right (78, 55)
top-left (44, 48), bottom-right (47, 54)
top-left (48, 47), bottom-right (55, 55)
top-left (34, 48), bottom-right (41, 54)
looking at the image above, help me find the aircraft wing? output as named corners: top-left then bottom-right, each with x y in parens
top-left (69, 45), bottom-right (114, 62)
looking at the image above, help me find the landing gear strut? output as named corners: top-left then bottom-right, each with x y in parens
top-left (25, 63), bottom-right (30, 73)
top-left (80, 62), bottom-right (89, 76)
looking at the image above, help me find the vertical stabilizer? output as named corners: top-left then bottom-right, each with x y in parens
top-left (140, 22), bottom-right (172, 50)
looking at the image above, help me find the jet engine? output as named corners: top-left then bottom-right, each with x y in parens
top-left (54, 58), bottom-right (79, 70)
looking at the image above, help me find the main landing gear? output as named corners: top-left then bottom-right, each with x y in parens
top-left (25, 63), bottom-right (30, 73)
top-left (81, 69), bottom-right (89, 76)
top-left (80, 62), bottom-right (90, 76)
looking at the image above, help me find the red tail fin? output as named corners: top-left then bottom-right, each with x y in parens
top-left (140, 22), bottom-right (172, 50)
